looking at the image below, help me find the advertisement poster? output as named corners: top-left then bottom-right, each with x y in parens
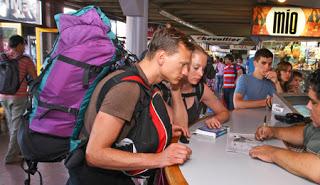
top-left (0, 22), bottom-right (22, 53)
top-left (0, 0), bottom-right (42, 25)
top-left (252, 6), bottom-right (320, 37)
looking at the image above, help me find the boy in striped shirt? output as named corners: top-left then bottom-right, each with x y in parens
top-left (222, 54), bottom-right (243, 110)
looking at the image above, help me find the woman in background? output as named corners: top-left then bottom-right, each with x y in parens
top-left (276, 61), bottom-right (293, 92)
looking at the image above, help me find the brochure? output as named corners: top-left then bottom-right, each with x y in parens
top-left (193, 125), bottom-right (229, 139)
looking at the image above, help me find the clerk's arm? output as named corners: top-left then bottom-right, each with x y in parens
top-left (250, 146), bottom-right (320, 183)
top-left (86, 111), bottom-right (191, 170)
top-left (256, 125), bottom-right (305, 146)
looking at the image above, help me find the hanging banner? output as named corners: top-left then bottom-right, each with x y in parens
top-left (230, 45), bottom-right (255, 50)
top-left (252, 6), bottom-right (320, 37)
top-left (191, 35), bottom-right (245, 45)
top-left (0, 0), bottom-right (42, 25)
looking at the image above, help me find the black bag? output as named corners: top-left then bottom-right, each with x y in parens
top-left (0, 53), bottom-right (24, 94)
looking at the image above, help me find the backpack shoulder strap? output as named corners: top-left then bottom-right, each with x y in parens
top-left (195, 82), bottom-right (204, 102)
top-left (233, 64), bottom-right (237, 79)
top-left (96, 68), bottom-right (150, 112)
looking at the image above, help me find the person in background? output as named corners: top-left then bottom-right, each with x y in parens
top-left (233, 48), bottom-right (282, 109)
top-left (215, 57), bottom-right (225, 96)
top-left (276, 61), bottom-right (293, 92)
top-left (249, 69), bottom-right (320, 184)
top-left (287, 71), bottom-right (304, 94)
top-left (204, 55), bottom-right (216, 92)
top-left (173, 44), bottom-right (229, 129)
top-left (0, 35), bottom-right (37, 164)
top-left (222, 54), bottom-right (243, 110)
top-left (246, 56), bottom-right (255, 75)
top-left (236, 57), bottom-right (246, 74)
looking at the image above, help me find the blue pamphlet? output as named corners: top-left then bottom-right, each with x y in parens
top-left (194, 125), bottom-right (229, 139)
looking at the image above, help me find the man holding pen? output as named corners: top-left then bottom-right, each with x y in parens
top-left (249, 69), bottom-right (320, 184)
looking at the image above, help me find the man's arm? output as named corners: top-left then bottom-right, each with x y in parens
top-left (233, 92), bottom-right (267, 109)
top-left (265, 71), bottom-right (283, 93)
top-left (250, 146), bottom-right (320, 183)
top-left (25, 58), bottom-right (37, 79)
top-left (86, 111), bottom-right (191, 170)
top-left (255, 125), bottom-right (305, 146)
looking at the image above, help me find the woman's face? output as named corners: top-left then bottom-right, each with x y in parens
top-left (280, 66), bottom-right (292, 82)
top-left (187, 51), bottom-right (207, 85)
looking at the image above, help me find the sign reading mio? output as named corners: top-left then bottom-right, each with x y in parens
top-left (266, 7), bottom-right (306, 36)
top-left (273, 9), bottom-right (298, 34)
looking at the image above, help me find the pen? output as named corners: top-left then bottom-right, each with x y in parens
top-left (263, 115), bottom-right (267, 127)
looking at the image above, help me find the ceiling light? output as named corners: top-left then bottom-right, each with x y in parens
top-left (159, 10), bottom-right (215, 36)
top-left (278, 0), bottom-right (286, 3)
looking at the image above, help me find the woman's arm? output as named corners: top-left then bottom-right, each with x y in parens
top-left (201, 84), bottom-right (229, 128)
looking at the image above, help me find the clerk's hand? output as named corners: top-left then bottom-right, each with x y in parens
top-left (158, 143), bottom-right (192, 167)
top-left (249, 145), bottom-right (278, 163)
top-left (205, 117), bottom-right (221, 129)
top-left (172, 124), bottom-right (190, 138)
top-left (255, 126), bottom-right (274, 141)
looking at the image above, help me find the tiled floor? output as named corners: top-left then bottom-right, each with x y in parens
top-left (0, 134), bottom-right (68, 185)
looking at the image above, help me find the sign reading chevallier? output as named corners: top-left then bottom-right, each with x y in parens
top-left (191, 35), bottom-right (245, 45)
top-left (252, 6), bottom-right (320, 37)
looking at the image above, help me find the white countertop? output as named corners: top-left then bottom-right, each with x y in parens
top-left (179, 95), bottom-right (315, 185)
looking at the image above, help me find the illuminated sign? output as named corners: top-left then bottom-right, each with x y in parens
top-left (191, 35), bottom-right (245, 45)
top-left (252, 6), bottom-right (320, 37)
top-left (0, 0), bottom-right (42, 25)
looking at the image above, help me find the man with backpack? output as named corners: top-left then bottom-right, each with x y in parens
top-left (0, 35), bottom-right (37, 164)
top-left (67, 27), bottom-right (194, 185)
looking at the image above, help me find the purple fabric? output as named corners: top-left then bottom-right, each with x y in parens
top-left (30, 9), bottom-right (116, 137)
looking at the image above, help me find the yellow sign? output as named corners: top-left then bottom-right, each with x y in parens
top-left (252, 6), bottom-right (320, 37)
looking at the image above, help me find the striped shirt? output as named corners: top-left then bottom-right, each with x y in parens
top-left (223, 64), bottom-right (241, 89)
top-left (0, 52), bottom-right (36, 99)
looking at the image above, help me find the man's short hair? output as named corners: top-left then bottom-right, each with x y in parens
top-left (309, 69), bottom-right (320, 100)
top-left (224, 54), bottom-right (234, 62)
top-left (254, 48), bottom-right (273, 61)
top-left (9, 35), bottom-right (25, 48)
top-left (146, 27), bottom-right (194, 59)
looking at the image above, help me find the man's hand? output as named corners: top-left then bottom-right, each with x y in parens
top-left (265, 71), bottom-right (278, 84)
top-left (172, 124), bottom-right (191, 138)
top-left (158, 143), bottom-right (192, 167)
top-left (205, 117), bottom-right (221, 129)
top-left (255, 126), bottom-right (274, 141)
top-left (249, 145), bottom-right (278, 163)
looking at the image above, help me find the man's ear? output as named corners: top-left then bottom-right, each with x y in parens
top-left (156, 50), bottom-right (166, 66)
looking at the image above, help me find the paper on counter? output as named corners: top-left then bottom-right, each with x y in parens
top-left (226, 133), bottom-right (264, 155)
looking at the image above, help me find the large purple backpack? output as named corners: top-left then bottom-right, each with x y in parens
top-left (29, 7), bottom-right (117, 138)
top-left (17, 6), bottom-right (133, 185)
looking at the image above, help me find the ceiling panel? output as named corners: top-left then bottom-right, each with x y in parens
top-left (64, 0), bottom-right (319, 45)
